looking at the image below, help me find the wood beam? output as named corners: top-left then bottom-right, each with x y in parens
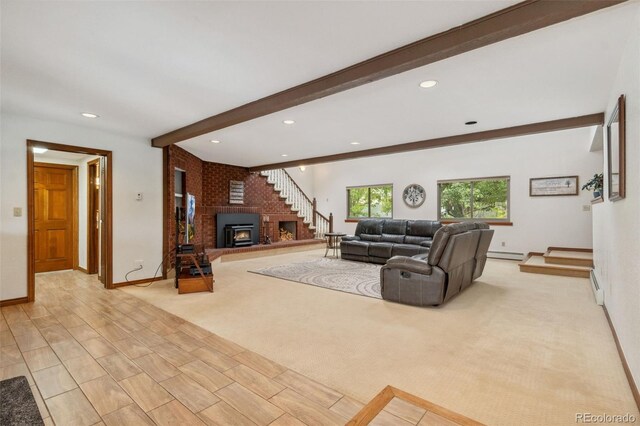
top-left (152, 0), bottom-right (623, 147)
top-left (248, 113), bottom-right (604, 171)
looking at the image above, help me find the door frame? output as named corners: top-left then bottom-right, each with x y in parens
top-left (33, 162), bottom-right (79, 273)
top-left (27, 140), bottom-right (114, 301)
top-left (87, 158), bottom-right (100, 275)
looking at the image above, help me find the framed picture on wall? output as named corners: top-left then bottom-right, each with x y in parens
top-left (229, 180), bottom-right (244, 204)
top-left (607, 94), bottom-right (626, 201)
top-left (529, 176), bottom-right (579, 196)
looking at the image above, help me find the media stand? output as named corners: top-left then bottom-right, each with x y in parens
top-left (175, 248), bottom-right (214, 294)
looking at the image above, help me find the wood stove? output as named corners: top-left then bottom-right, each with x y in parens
top-left (224, 224), bottom-right (254, 248)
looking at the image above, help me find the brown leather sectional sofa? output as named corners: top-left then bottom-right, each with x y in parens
top-left (380, 222), bottom-right (494, 306)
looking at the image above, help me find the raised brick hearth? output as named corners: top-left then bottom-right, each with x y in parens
top-left (166, 146), bottom-right (315, 262)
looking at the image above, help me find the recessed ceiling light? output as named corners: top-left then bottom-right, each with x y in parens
top-left (281, 154), bottom-right (288, 157)
top-left (465, 121), bottom-right (478, 125)
top-left (283, 120), bottom-right (295, 125)
top-left (210, 140), bottom-right (221, 144)
top-left (419, 80), bottom-right (438, 88)
top-left (33, 147), bottom-right (48, 154)
top-left (299, 166), bottom-right (306, 172)
top-left (81, 112), bottom-right (99, 118)
top-left (350, 141), bottom-right (360, 145)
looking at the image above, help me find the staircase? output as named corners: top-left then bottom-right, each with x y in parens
top-left (519, 247), bottom-right (593, 278)
top-left (260, 169), bottom-right (332, 239)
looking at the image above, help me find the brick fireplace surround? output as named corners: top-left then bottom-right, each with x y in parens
top-left (165, 145), bottom-right (315, 260)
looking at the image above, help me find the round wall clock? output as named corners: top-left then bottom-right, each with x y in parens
top-left (403, 184), bottom-right (426, 208)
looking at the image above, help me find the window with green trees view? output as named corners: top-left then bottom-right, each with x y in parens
top-left (438, 177), bottom-right (509, 221)
top-left (347, 185), bottom-right (393, 219)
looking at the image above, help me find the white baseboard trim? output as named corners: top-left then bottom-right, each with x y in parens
top-left (590, 270), bottom-right (604, 305)
top-left (488, 251), bottom-right (524, 261)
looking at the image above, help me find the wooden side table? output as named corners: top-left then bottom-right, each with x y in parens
top-left (324, 232), bottom-right (346, 258)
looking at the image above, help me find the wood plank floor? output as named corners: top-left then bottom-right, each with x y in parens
top-left (0, 271), bottom-right (439, 426)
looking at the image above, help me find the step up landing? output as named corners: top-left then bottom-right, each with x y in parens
top-left (519, 247), bottom-right (592, 278)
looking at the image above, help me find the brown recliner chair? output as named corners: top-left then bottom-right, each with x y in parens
top-left (380, 222), bottom-right (494, 306)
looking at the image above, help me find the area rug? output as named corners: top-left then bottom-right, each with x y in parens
top-left (250, 257), bottom-right (382, 299)
top-left (0, 376), bottom-right (44, 426)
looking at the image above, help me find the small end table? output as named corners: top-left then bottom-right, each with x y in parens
top-left (324, 232), bottom-right (347, 258)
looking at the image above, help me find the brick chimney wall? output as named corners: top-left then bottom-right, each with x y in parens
top-left (166, 145), bottom-right (315, 257)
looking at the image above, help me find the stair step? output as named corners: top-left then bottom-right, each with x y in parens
top-left (519, 254), bottom-right (591, 278)
top-left (543, 249), bottom-right (593, 267)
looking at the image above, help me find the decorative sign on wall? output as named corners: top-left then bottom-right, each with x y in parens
top-left (529, 176), bottom-right (579, 196)
top-left (402, 183), bottom-right (426, 207)
top-left (229, 180), bottom-right (245, 204)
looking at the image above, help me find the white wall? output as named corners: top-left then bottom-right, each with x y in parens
top-left (285, 166), bottom-right (315, 199)
top-left (312, 128), bottom-right (601, 255)
top-left (592, 9), bottom-right (640, 394)
top-left (0, 114), bottom-right (163, 300)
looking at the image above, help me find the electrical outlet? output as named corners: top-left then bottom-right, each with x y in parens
top-left (134, 260), bottom-right (143, 269)
top-left (13, 207), bottom-right (22, 217)
top-left (582, 205), bottom-right (591, 212)
top-left (501, 241), bottom-right (506, 247)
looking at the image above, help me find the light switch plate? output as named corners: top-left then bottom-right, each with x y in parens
top-left (13, 207), bottom-right (22, 217)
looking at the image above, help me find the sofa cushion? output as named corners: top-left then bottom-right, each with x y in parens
top-left (438, 230), bottom-right (480, 273)
top-left (420, 241), bottom-right (433, 248)
top-left (381, 233), bottom-right (405, 243)
top-left (368, 242), bottom-right (393, 258)
top-left (428, 222), bottom-right (478, 265)
top-left (391, 244), bottom-right (429, 257)
top-left (381, 219), bottom-right (407, 235)
top-left (360, 234), bottom-right (381, 242)
top-left (340, 241), bottom-right (370, 256)
top-left (341, 235), bottom-right (360, 242)
top-left (407, 220), bottom-right (441, 237)
top-left (404, 235), bottom-right (431, 246)
top-left (385, 255), bottom-right (433, 275)
top-left (355, 219), bottom-right (384, 236)
top-left (412, 252), bottom-right (430, 261)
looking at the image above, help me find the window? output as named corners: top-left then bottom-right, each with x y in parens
top-left (438, 177), bottom-right (509, 222)
top-left (174, 169), bottom-right (186, 211)
top-left (347, 184), bottom-right (393, 219)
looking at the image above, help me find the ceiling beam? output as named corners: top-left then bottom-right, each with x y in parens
top-left (247, 113), bottom-right (604, 171)
top-left (152, 0), bottom-right (623, 148)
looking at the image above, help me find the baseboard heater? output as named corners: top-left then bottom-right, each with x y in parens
top-left (590, 270), bottom-right (604, 305)
top-left (487, 251), bottom-right (524, 261)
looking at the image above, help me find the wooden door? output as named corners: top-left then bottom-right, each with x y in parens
top-left (34, 164), bottom-right (77, 273)
top-left (99, 157), bottom-right (107, 285)
top-left (87, 159), bottom-right (100, 274)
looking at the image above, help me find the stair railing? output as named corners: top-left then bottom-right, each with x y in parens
top-left (260, 169), bottom-right (333, 239)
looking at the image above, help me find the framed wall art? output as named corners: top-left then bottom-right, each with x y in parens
top-left (402, 183), bottom-right (426, 208)
top-left (229, 180), bottom-right (245, 204)
top-left (607, 94), bottom-right (626, 201)
top-left (529, 176), bottom-right (579, 197)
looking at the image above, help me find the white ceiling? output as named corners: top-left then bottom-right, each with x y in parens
top-left (2, 1), bottom-right (637, 168)
top-left (1, 0), bottom-right (515, 138)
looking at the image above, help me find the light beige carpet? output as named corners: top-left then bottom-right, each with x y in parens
top-left (121, 249), bottom-right (639, 425)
